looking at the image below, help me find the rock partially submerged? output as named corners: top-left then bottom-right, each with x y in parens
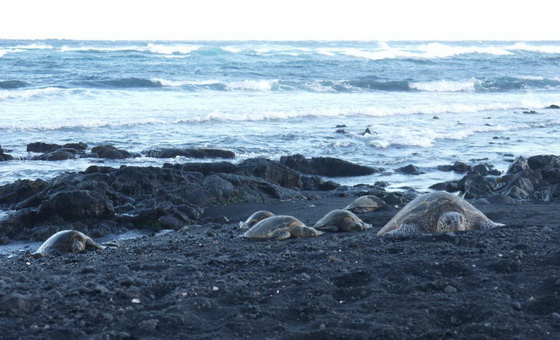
top-left (0, 145), bottom-right (13, 161)
top-left (280, 154), bottom-right (379, 177)
top-left (431, 154), bottom-right (560, 202)
top-left (143, 148), bottom-right (235, 159)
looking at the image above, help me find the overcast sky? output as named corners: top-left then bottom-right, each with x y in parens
top-left (1, 0), bottom-right (558, 41)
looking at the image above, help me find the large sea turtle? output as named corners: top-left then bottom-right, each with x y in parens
top-left (242, 215), bottom-right (324, 240)
top-left (345, 195), bottom-right (387, 213)
top-left (33, 230), bottom-right (106, 258)
top-left (313, 209), bottom-right (372, 232)
top-left (377, 191), bottom-right (503, 236)
top-left (239, 210), bottom-right (275, 230)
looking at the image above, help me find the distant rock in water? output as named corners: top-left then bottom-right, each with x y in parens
top-left (280, 154), bottom-right (378, 177)
top-left (0, 145), bottom-right (14, 161)
top-left (143, 148), bottom-right (235, 159)
top-left (27, 142), bottom-right (62, 153)
top-left (397, 164), bottom-right (423, 175)
top-left (32, 149), bottom-right (78, 161)
top-left (92, 145), bottom-right (133, 159)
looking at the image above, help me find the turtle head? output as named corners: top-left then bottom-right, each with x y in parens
top-left (71, 239), bottom-right (86, 253)
top-left (291, 226), bottom-right (324, 238)
top-left (437, 211), bottom-right (465, 232)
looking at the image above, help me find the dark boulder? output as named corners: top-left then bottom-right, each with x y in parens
top-left (452, 161), bottom-right (472, 173)
top-left (143, 148), bottom-right (235, 159)
top-left (91, 145), bottom-right (132, 159)
top-left (429, 181), bottom-right (459, 193)
top-left (63, 142), bottom-right (88, 151)
top-left (547, 104), bottom-right (560, 109)
top-left (32, 148), bottom-right (78, 161)
top-left (473, 164), bottom-right (489, 176)
top-left (397, 164), bottom-right (423, 175)
top-left (527, 155), bottom-right (560, 171)
top-left (0, 145), bottom-right (13, 161)
top-left (36, 190), bottom-right (114, 221)
top-left (237, 158), bottom-right (302, 189)
top-left (212, 173), bottom-right (305, 203)
top-left (437, 161), bottom-right (472, 173)
top-left (0, 179), bottom-right (48, 208)
top-left (167, 162), bottom-right (238, 176)
top-left (280, 154), bottom-right (377, 177)
top-left (26, 142), bottom-right (61, 153)
top-left (508, 156), bottom-right (529, 174)
top-left (463, 175), bottom-right (497, 198)
top-left (541, 168), bottom-right (560, 184)
top-left (300, 175), bottom-right (340, 191)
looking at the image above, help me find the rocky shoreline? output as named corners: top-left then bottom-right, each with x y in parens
top-left (1, 149), bottom-right (560, 339)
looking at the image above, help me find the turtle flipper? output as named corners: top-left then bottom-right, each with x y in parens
top-left (475, 221), bottom-right (505, 230)
top-left (85, 239), bottom-right (106, 251)
top-left (386, 223), bottom-right (421, 236)
top-left (271, 229), bottom-right (292, 240)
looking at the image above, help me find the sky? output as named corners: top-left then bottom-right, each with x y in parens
top-left (0, 0), bottom-right (558, 41)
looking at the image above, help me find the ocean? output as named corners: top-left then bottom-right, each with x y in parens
top-left (1, 40), bottom-right (560, 190)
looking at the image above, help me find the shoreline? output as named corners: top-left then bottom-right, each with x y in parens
top-left (0, 153), bottom-right (560, 338)
top-left (1, 196), bottom-right (559, 338)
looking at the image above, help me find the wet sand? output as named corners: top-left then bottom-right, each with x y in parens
top-left (1, 195), bottom-right (559, 339)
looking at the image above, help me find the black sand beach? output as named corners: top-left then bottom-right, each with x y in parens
top-left (1, 152), bottom-right (560, 339)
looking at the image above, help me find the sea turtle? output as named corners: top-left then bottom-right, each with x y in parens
top-left (239, 210), bottom-right (275, 230)
top-left (377, 191), bottom-right (503, 236)
top-left (345, 195), bottom-right (387, 213)
top-left (313, 209), bottom-right (372, 232)
top-left (242, 215), bottom-right (324, 240)
top-left (33, 230), bottom-right (106, 258)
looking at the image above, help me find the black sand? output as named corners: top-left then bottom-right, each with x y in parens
top-left (1, 195), bottom-right (560, 339)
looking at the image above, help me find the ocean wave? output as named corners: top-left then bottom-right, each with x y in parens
top-left (0, 80), bottom-right (28, 89)
top-left (13, 43), bottom-right (54, 50)
top-left (60, 44), bottom-right (148, 53)
top-left (509, 42), bottom-right (560, 54)
top-left (147, 43), bottom-right (201, 55)
top-left (368, 120), bottom-right (560, 149)
top-left (83, 78), bottom-right (163, 88)
top-left (0, 117), bottom-right (167, 131)
top-left (409, 80), bottom-right (477, 92)
top-left (0, 87), bottom-right (63, 100)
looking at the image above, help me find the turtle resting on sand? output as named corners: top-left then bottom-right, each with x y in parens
top-left (33, 230), bottom-right (105, 258)
top-left (242, 215), bottom-right (324, 240)
top-left (313, 209), bottom-right (372, 232)
top-left (377, 191), bottom-right (503, 236)
top-left (239, 210), bottom-right (275, 230)
top-left (345, 195), bottom-right (387, 213)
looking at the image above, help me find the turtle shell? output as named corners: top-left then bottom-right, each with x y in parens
top-left (377, 191), bottom-right (494, 235)
top-left (239, 210), bottom-right (274, 230)
top-left (345, 195), bottom-right (386, 213)
top-left (313, 209), bottom-right (372, 231)
top-left (242, 215), bottom-right (306, 239)
top-left (33, 230), bottom-right (104, 257)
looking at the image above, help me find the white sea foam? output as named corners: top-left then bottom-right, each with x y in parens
top-left (60, 45), bottom-right (145, 53)
top-left (509, 42), bottom-right (560, 54)
top-left (342, 42), bottom-right (512, 60)
top-left (225, 80), bottom-right (278, 91)
top-left (13, 43), bottom-right (54, 50)
top-left (409, 79), bottom-right (478, 92)
top-left (0, 87), bottom-right (63, 100)
top-left (147, 43), bottom-right (201, 55)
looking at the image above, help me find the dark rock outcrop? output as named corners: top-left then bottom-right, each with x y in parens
top-left (143, 148), bottom-right (235, 159)
top-left (0, 145), bottom-right (13, 161)
top-left (91, 145), bottom-right (133, 159)
top-left (27, 142), bottom-right (62, 153)
top-left (397, 164), bottom-right (423, 175)
top-left (280, 154), bottom-right (378, 177)
top-left (237, 158), bottom-right (302, 189)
